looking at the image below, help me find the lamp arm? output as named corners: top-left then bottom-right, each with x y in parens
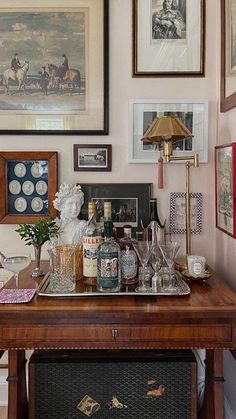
top-left (167, 154), bottom-right (199, 167)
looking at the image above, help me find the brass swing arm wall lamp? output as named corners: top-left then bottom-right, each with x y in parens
top-left (142, 115), bottom-right (199, 256)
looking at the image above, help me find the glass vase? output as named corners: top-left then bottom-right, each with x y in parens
top-left (31, 245), bottom-right (45, 277)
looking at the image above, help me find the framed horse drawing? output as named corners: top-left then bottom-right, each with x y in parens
top-left (0, 0), bottom-right (109, 135)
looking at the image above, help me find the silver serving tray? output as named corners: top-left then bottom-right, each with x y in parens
top-left (37, 271), bottom-right (190, 297)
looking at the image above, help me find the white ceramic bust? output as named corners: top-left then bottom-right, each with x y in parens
top-left (53, 183), bottom-right (86, 245)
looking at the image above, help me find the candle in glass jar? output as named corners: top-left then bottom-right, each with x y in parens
top-left (187, 255), bottom-right (206, 277)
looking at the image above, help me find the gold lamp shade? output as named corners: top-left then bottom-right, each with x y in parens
top-left (142, 115), bottom-right (193, 144)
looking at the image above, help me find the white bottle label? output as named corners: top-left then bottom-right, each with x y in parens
top-left (121, 249), bottom-right (137, 279)
top-left (83, 236), bottom-right (102, 277)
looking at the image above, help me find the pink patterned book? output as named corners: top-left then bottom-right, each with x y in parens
top-left (0, 288), bottom-right (36, 304)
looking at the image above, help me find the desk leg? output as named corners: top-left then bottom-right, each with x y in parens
top-left (199, 349), bottom-right (224, 419)
top-left (7, 350), bottom-right (28, 419)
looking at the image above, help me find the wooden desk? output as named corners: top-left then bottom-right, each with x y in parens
top-left (0, 262), bottom-right (235, 419)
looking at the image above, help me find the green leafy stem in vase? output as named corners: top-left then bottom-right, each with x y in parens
top-left (16, 217), bottom-right (60, 247)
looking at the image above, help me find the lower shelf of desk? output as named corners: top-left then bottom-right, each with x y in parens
top-left (29, 349), bottom-right (197, 419)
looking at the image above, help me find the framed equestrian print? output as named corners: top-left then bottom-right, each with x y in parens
top-left (133, 0), bottom-right (205, 77)
top-left (0, 151), bottom-right (58, 224)
top-left (0, 0), bottom-right (109, 135)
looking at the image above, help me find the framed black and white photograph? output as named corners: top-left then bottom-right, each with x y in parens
top-left (73, 144), bottom-right (111, 172)
top-left (128, 99), bottom-right (208, 163)
top-left (133, 0), bottom-right (205, 76)
top-left (93, 198), bottom-right (137, 227)
top-left (169, 192), bottom-right (203, 234)
top-left (79, 183), bottom-right (152, 230)
top-left (0, 151), bottom-right (58, 224)
top-left (0, 0), bottom-right (109, 135)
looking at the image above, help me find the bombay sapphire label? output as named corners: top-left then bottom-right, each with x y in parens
top-left (98, 251), bottom-right (119, 288)
top-left (121, 249), bottom-right (137, 279)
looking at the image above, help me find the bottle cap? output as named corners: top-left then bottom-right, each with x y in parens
top-left (88, 202), bottom-right (96, 218)
top-left (123, 225), bottom-right (132, 235)
top-left (104, 202), bottom-right (112, 220)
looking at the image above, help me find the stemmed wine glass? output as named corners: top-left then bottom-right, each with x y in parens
top-left (0, 253), bottom-right (31, 288)
top-left (132, 241), bottom-right (153, 292)
top-left (150, 244), bottom-right (162, 286)
top-left (158, 242), bottom-right (180, 291)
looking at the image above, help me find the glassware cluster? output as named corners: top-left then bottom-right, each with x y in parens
top-left (2, 198), bottom-right (181, 293)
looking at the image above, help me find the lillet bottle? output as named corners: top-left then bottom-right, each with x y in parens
top-left (97, 220), bottom-right (121, 292)
top-left (82, 202), bottom-right (102, 282)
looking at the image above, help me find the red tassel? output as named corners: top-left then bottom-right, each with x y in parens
top-left (157, 156), bottom-right (164, 189)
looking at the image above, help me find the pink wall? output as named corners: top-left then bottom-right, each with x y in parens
top-left (0, 0), bottom-right (218, 267)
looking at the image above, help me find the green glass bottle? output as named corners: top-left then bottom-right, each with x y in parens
top-left (97, 220), bottom-right (121, 292)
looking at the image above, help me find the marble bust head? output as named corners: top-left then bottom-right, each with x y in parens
top-left (53, 183), bottom-right (86, 245)
top-left (53, 183), bottom-right (84, 221)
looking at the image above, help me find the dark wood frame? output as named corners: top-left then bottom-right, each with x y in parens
top-left (215, 143), bottom-right (236, 237)
top-left (0, 151), bottom-right (58, 224)
top-left (132, 0), bottom-right (205, 77)
top-left (79, 183), bottom-right (152, 230)
top-left (0, 0), bottom-right (109, 135)
top-left (73, 144), bottom-right (112, 172)
top-left (220, 0), bottom-right (236, 112)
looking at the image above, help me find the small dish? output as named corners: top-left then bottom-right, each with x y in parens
top-left (31, 162), bottom-right (43, 178)
top-left (31, 197), bottom-right (43, 212)
top-left (9, 180), bottom-right (21, 195)
top-left (35, 180), bottom-right (48, 195)
top-left (14, 163), bottom-right (26, 178)
top-left (14, 197), bottom-right (27, 212)
top-left (182, 269), bottom-right (212, 281)
top-left (22, 180), bottom-right (34, 195)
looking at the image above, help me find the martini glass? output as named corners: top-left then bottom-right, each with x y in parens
top-left (133, 241), bottom-right (153, 292)
top-left (150, 244), bottom-right (162, 286)
top-left (0, 253), bottom-right (31, 288)
top-left (158, 242), bottom-right (180, 291)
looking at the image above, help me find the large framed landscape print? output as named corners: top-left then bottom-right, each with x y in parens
top-left (0, 0), bottom-right (109, 134)
top-left (133, 0), bottom-right (205, 76)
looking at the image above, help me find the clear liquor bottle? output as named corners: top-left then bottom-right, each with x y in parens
top-left (119, 225), bottom-right (138, 284)
top-left (97, 220), bottom-right (121, 292)
top-left (148, 198), bottom-right (165, 244)
top-left (83, 202), bottom-right (102, 280)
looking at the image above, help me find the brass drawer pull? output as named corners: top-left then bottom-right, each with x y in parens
top-left (112, 329), bottom-right (118, 339)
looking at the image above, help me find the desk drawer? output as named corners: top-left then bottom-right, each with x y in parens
top-left (2, 323), bottom-right (231, 344)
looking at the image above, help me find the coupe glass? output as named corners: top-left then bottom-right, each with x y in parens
top-left (133, 241), bottom-right (153, 292)
top-left (0, 253), bottom-right (31, 288)
top-left (158, 242), bottom-right (180, 291)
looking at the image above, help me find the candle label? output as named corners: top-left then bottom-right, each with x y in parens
top-left (193, 262), bottom-right (203, 275)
